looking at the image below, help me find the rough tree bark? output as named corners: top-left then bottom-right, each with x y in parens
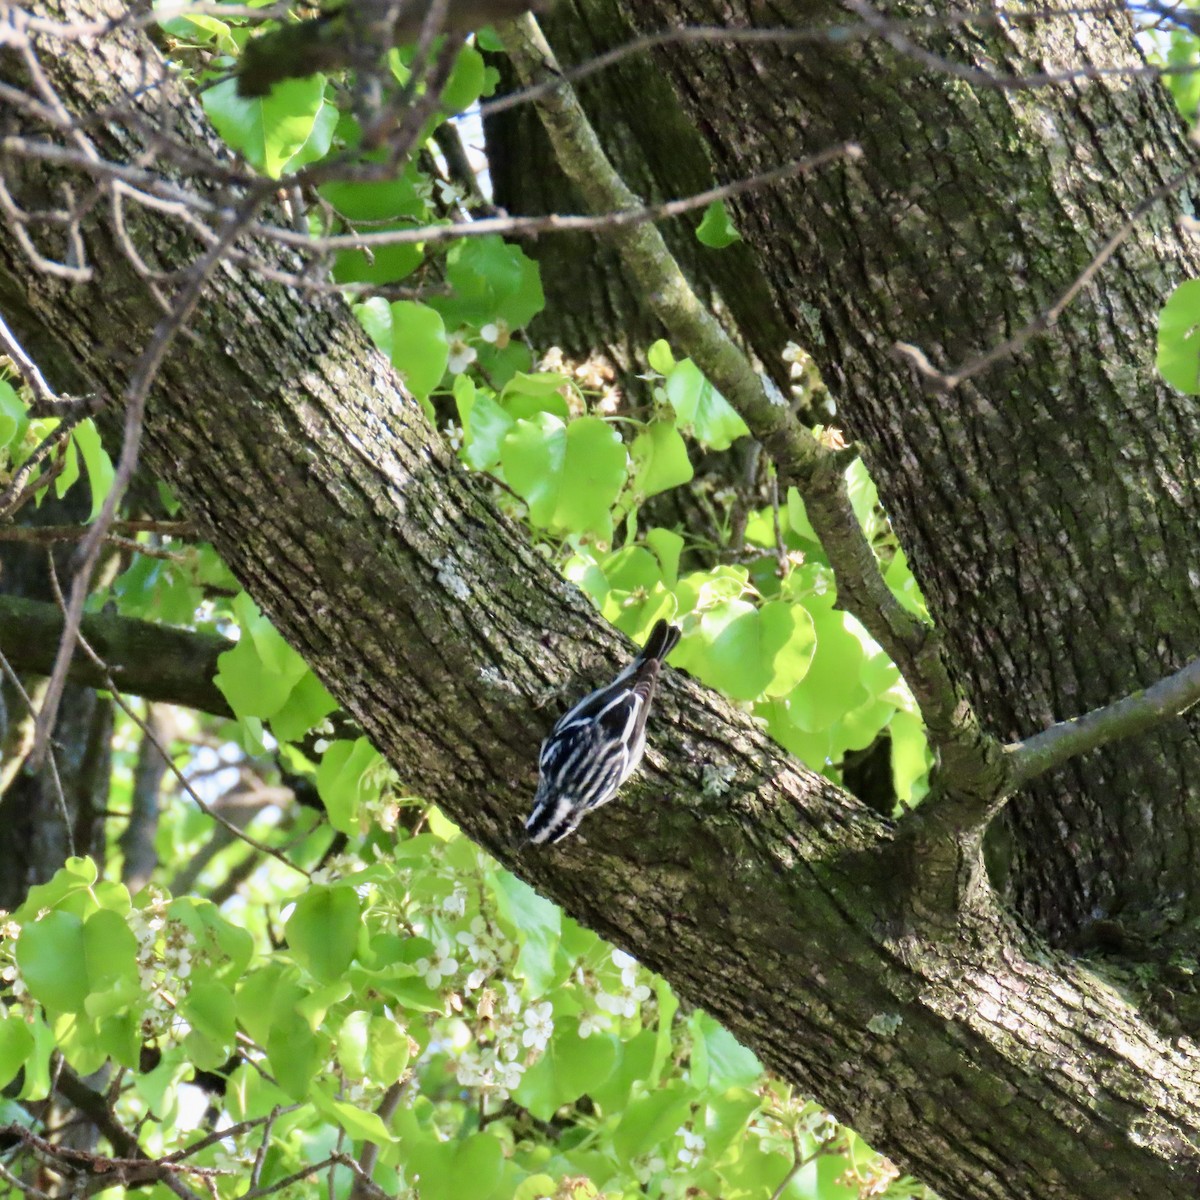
top-left (610, 0), bottom-right (1200, 954)
top-left (5, 3), bottom-right (1200, 1199)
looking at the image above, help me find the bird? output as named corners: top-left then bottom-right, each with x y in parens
top-left (525, 620), bottom-right (681, 845)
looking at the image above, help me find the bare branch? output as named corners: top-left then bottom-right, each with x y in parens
top-left (0, 643), bottom-right (75, 855)
top-left (30, 182), bottom-right (274, 768)
top-left (894, 162), bottom-right (1200, 389)
top-left (1005, 657), bottom-right (1200, 794)
top-left (0, 310), bottom-right (93, 415)
top-left (44, 557), bottom-right (311, 879)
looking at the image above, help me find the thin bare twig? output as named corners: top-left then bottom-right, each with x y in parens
top-left (30, 182), bottom-right (273, 769)
top-left (348, 1081), bottom-right (408, 1200)
top-left (161, 1107), bottom-right (302, 1164)
top-left (0, 643), bottom-right (75, 855)
top-left (0, 524), bottom-right (192, 560)
top-left (45, 556), bottom-right (311, 879)
top-left (894, 162), bottom-right (1200, 388)
top-left (0, 310), bottom-right (85, 415)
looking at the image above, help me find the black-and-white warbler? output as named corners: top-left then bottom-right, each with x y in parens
top-left (526, 620), bottom-right (681, 845)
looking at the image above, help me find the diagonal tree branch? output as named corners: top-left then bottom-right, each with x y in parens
top-left (0, 594), bottom-right (235, 716)
top-left (494, 11), bottom-right (1012, 855)
top-left (1004, 656), bottom-right (1200, 794)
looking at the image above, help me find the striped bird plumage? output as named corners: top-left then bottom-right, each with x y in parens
top-left (526, 620), bottom-right (680, 845)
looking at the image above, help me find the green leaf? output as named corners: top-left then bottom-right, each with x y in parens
top-left (286, 885), bottom-right (362, 982)
top-left (690, 1011), bottom-right (762, 1090)
top-left (369, 1014), bottom-right (411, 1080)
top-left (201, 76), bottom-right (328, 178)
top-left (688, 600), bottom-right (815, 701)
top-left (514, 1020), bottom-right (618, 1119)
top-left (784, 487), bottom-right (819, 544)
top-left (268, 668), bottom-right (338, 743)
top-left (214, 596), bottom-right (310, 722)
top-left (589, 1028), bottom-right (656, 1112)
top-left (312, 1082), bottom-right (396, 1143)
top-left (491, 870), bottom-right (561, 993)
top-left (456, 378), bottom-right (514, 471)
top-left (390, 301), bottom-right (449, 399)
top-left (502, 414), bottom-right (626, 538)
top-left (158, 12), bottom-right (238, 52)
top-left (282, 97), bottom-right (337, 172)
top-left (890, 709), bottom-right (932, 807)
top-left (54, 434), bottom-right (79, 498)
top-left (0, 1017), bottom-right (33, 1090)
top-left (181, 982), bottom-right (237, 1070)
top-left (631, 419), bottom-right (694, 498)
top-left (327, 172), bottom-right (428, 286)
top-left (355, 296), bottom-right (393, 357)
top-left (316, 737), bottom-right (383, 833)
top-left (337, 1010), bottom-right (370, 1079)
top-left (267, 1008), bottom-right (326, 1100)
top-left (556, 417), bottom-right (628, 536)
top-left (166, 897), bottom-right (255, 981)
top-left (647, 339), bottom-right (675, 375)
top-left (83, 908), bottom-right (139, 994)
top-left (664, 359), bottom-right (749, 449)
top-left (696, 199), bottom-right (741, 248)
top-left (645, 527), bottom-right (684, 584)
top-left (17, 911), bottom-right (88, 1014)
top-left (499, 371), bottom-right (570, 421)
top-left (1158, 279), bottom-right (1200, 393)
top-left (704, 1088), bottom-right (761, 1159)
top-left (14, 857), bottom-right (97, 923)
top-left (613, 1083), bottom-right (694, 1163)
top-left (501, 412), bottom-right (567, 526)
top-left (843, 457), bottom-right (881, 540)
top-left (17, 1016), bottom-right (54, 1101)
top-left (441, 45), bottom-right (487, 113)
top-left (434, 236), bottom-right (545, 331)
top-left (788, 608), bottom-right (867, 732)
top-left (0, 379), bottom-right (25, 448)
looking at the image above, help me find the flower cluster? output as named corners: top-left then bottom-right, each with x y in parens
top-left (580, 948), bottom-right (651, 1036)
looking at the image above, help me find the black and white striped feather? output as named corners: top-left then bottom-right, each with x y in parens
top-left (525, 620), bottom-right (681, 845)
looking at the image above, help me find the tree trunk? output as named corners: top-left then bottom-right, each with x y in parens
top-left (603, 0), bottom-right (1200, 950)
top-left (5, 3), bottom-right (1200, 1197)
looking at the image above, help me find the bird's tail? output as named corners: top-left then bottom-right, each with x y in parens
top-left (638, 619), bottom-right (681, 665)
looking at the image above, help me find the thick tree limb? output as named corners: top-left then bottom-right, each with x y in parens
top-left (0, 595), bottom-right (234, 716)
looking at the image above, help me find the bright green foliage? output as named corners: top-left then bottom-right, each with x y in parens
top-left (214, 592), bottom-right (338, 744)
top-left (660, 353), bottom-right (751, 450)
top-left (1157, 279), bottom-right (1200, 393)
top-left (357, 298), bottom-right (451, 398)
top-left (0, 384), bottom-right (114, 522)
top-left (201, 76), bottom-right (335, 177)
top-left (696, 199), bottom-right (741, 248)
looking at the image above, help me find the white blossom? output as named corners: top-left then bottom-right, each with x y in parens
top-left (676, 1126), bottom-right (706, 1167)
top-left (578, 1011), bottom-right (611, 1038)
top-left (479, 319), bottom-right (510, 348)
top-left (414, 939), bottom-right (458, 988)
top-left (521, 1001), bottom-right (554, 1052)
top-left (447, 333), bottom-right (477, 375)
